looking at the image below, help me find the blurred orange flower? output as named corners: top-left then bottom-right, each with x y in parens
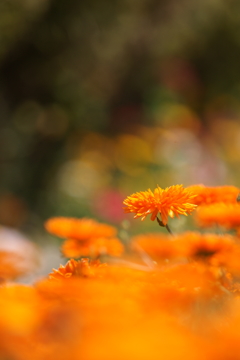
top-left (131, 231), bottom-right (237, 266)
top-left (44, 217), bottom-right (124, 259)
top-left (187, 185), bottom-right (240, 205)
top-left (211, 243), bottom-right (240, 276)
top-left (61, 237), bottom-right (124, 259)
top-left (44, 217), bottom-right (117, 240)
top-left (0, 284), bottom-right (82, 360)
top-left (131, 233), bottom-right (176, 261)
top-left (195, 203), bottom-right (240, 229)
top-left (123, 184), bottom-right (197, 225)
top-left (0, 251), bottom-right (36, 281)
top-left (173, 231), bottom-right (236, 260)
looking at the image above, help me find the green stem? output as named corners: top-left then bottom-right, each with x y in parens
top-left (165, 223), bottom-right (173, 235)
top-left (157, 217), bottom-right (173, 235)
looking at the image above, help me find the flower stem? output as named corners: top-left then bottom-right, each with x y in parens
top-left (157, 217), bottom-right (173, 235)
top-left (165, 224), bottom-right (173, 235)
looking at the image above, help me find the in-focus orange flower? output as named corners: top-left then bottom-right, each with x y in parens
top-left (187, 185), bottom-right (240, 206)
top-left (49, 258), bottom-right (107, 280)
top-left (44, 217), bottom-right (117, 240)
top-left (195, 203), bottom-right (240, 229)
top-left (62, 237), bottom-right (124, 259)
top-left (123, 185), bottom-right (197, 225)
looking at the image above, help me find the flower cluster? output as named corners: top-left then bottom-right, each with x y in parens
top-left (1, 184), bottom-right (240, 359)
top-left (45, 217), bottom-right (124, 258)
top-left (187, 184), bottom-right (240, 205)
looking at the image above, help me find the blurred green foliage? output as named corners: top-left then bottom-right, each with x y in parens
top-left (0, 0), bottom-right (240, 235)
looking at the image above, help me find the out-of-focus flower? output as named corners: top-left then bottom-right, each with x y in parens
top-left (123, 184), bottom-right (197, 225)
top-left (195, 203), bottom-right (240, 229)
top-left (79, 314), bottom-right (204, 360)
top-left (160, 262), bottom-right (226, 304)
top-left (0, 284), bottom-right (82, 360)
top-left (36, 259), bottom-right (226, 360)
top-left (0, 251), bottom-right (34, 281)
top-left (173, 232), bottom-right (236, 260)
top-left (147, 262), bottom-right (225, 311)
top-left (49, 258), bottom-right (107, 280)
top-left (206, 299), bottom-right (240, 360)
top-left (131, 233), bottom-right (176, 262)
top-left (61, 237), bottom-right (124, 259)
top-left (131, 231), bottom-right (237, 266)
top-left (0, 226), bottom-right (39, 281)
top-left (187, 185), bottom-right (240, 205)
top-left (0, 285), bottom-right (40, 338)
top-left (211, 244), bottom-right (240, 276)
top-left (45, 217), bottom-right (124, 259)
top-left (45, 217), bottom-right (117, 240)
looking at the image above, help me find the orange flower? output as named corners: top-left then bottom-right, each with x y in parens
top-left (44, 217), bottom-right (117, 240)
top-left (61, 237), bottom-right (124, 259)
top-left (0, 251), bottom-right (36, 281)
top-left (131, 233), bottom-right (177, 261)
top-left (131, 231), bottom-right (237, 265)
top-left (210, 243), bottom-right (240, 276)
top-left (0, 284), bottom-right (83, 360)
top-left (195, 203), bottom-right (240, 229)
top-left (187, 184), bottom-right (240, 205)
top-left (45, 217), bottom-right (123, 259)
top-left (123, 185), bottom-right (197, 225)
top-left (173, 231), bottom-right (236, 260)
top-left (49, 258), bottom-right (107, 280)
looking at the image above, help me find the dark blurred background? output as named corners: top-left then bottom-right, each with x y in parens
top-left (1, 0), bottom-right (240, 237)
